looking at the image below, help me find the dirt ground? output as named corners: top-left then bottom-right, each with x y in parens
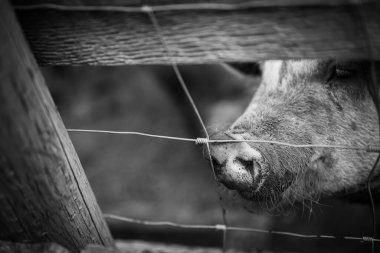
top-left (42, 65), bottom-right (379, 253)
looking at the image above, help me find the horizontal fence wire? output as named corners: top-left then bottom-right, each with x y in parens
top-left (67, 129), bottom-right (380, 153)
top-left (104, 213), bottom-right (380, 243)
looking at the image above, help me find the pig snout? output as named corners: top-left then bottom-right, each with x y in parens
top-left (207, 133), bottom-right (266, 194)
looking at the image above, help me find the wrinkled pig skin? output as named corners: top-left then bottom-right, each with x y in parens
top-left (208, 60), bottom-right (380, 211)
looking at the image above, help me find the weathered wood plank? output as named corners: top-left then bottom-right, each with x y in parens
top-left (12, 0), bottom-right (378, 7)
top-left (10, 0), bottom-right (380, 8)
top-left (0, 0), bottom-right (114, 252)
top-left (10, 0), bottom-right (380, 65)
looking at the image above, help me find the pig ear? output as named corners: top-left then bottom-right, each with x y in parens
top-left (221, 63), bottom-right (262, 90)
top-left (227, 63), bottom-right (262, 76)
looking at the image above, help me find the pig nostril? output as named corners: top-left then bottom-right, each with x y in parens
top-left (211, 156), bottom-right (221, 167)
top-left (235, 157), bottom-right (254, 171)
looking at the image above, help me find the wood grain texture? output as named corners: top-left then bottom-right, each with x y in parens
top-left (10, 0), bottom-right (380, 8)
top-left (0, 1), bottom-right (114, 252)
top-left (11, 0), bottom-right (380, 65)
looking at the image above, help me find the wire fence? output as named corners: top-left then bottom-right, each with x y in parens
top-left (15, 1), bottom-right (380, 252)
top-left (67, 129), bottom-right (380, 152)
top-left (103, 213), bottom-right (380, 243)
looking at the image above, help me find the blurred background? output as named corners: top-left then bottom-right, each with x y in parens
top-left (42, 65), bottom-right (379, 253)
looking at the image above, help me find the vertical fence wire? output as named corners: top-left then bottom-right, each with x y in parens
top-left (357, 1), bottom-right (380, 252)
top-left (143, 6), bottom-right (228, 252)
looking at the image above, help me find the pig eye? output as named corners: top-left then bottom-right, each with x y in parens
top-left (334, 67), bottom-right (354, 79)
top-left (328, 63), bottom-right (356, 82)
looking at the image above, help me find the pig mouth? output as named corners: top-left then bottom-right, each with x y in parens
top-left (233, 168), bottom-right (296, 208)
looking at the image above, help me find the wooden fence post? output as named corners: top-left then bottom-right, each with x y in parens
top-left (0, 0), bottom-right (114, 252)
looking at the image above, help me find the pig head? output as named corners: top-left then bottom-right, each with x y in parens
top-left (208, 60), bottom-right (379, 210)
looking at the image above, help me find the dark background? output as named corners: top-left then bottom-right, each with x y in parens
top-left (42, 65), bottom-right (379, 253)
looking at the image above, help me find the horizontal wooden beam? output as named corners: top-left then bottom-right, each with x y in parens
top-left (11, 0), bottom-right (380, 65)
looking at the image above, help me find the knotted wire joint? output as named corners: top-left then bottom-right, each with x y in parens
top-left (195, 138), bottom-right (209, 145)
top-left (366, 145), bottom-right (380, 153)
top-left (362, 236), bottom-right (375, 243)
top-left (141, 5), bottom-right (153, 13)
top-left (215, 224), bottom-right (227, 231)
